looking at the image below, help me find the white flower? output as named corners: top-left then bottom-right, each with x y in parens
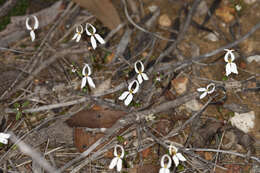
top-left (0, 133), bottom-right (10, 144)
top-left (224, 49), bottom-right (238, 76)
top-left (109, 145), bottom-right (124, 172)
top-left (85, 23), bottom-right (105, 50)
top-left (118, 80), bottom-right (139, 106)
top-left (197, 83), bottom-right (215, 99)
top-left (26, 16), bottom-right (39, 42)
top-left (72, 25), bottom-right (83, 42)
top-left (159, 154), bottom-right (172, 173)
top-left (235, 5), bottom-right (242, 11)
top-left (81, 64), bottom-right (95, 89)
top-left (134, 61), bottom-right (149, 84)
top-left (169, 144), bottom-right (186, 167)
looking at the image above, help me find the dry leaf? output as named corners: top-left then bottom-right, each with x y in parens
top-left (72, 0), bottom-right (121, 31)
top-left (74, 128), bottom-right (104, 152)
top-left (215, 6), bottom-right (235, 23)
top-left (66, 106), bottom-right (126, 128)
top-left (142, 148), bottom-right (150, 158)
top-left (66, 106), bottom-right (126, 152)
top-left (204, 152), bottom-right (213, 161)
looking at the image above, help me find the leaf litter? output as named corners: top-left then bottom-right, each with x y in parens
top-left (0, 0), bottom-right (259, 172)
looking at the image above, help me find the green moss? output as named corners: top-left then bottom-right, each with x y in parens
top-left (0, 0), bottom-right (29, 31)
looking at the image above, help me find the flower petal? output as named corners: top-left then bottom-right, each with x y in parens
top-left (72, 33), bottom-right (78, 40)
top-left (86, 23), bottom-right (96, 35)
top-left (109, 157), bottom-right (118, 169)
top-left (226, 63), bottom-right (232, 76)
top-left (206, 83), bottom-right (215, 94)
top-left (137, 74), bottom-right (143, 84)
top-left (114, 145), bottom-right (118, 156)
top-left (141, 73), bottom-right (149, 81)
top-left (94, 34), bottom-right (105, 44)
top-left (176, 153), bottom-right (186, 162)
top-left (116, 158), bottom-right (122, 172)
top-left (0, 138), bottom-right (8, 144)
top-left (161, 154), bottom-right (171, 168)
top-left (124, 93), bottom-right (133, 106)
top-left (159, 168), bottom-right (164, 173)
top-left (0, 133), bottom-right (10, 139)
top-left (91, 36), bottom-right (97, 50)
top-left (134, 61), bottom-right (139, 73)
top-left (87, 77), bottom-right (95, 88)
top-left (26, 17), bottom-right (32, 30)
top-left (33, 15), bottom-right (39, 29)
top-left (81, 77), bottom-right (87, 89)
top-left (197, 88), bottom-right (206, 92)
top-left (172, 155), bottom-right (179, 167)
top-left (76, 34), bottom-right (81, 42)
top-left (119, 91), bottom-right (129, 100)
top-left (230, 62), bottom-right (238, 74)
top-left (132, 80), bottom-right (139, 94)
top-left (117, 145), bottom-right (124, 158)
top-left (164, 168), bottom-right (170, 173)
top-left (78, 25), bottom-right (83, 33)
top-left (199, 91), bottom-right (207, 99)
top-left (30, 30), bottom-right (35, 42)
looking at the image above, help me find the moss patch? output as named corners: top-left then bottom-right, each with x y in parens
top-left (0, 0), bottom-right (29, 31)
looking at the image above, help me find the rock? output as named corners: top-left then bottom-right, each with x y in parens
top-left (171, 76), bottom-right (189, 95)
top-left (223, 103), bottom-right (250, 113)
top-left (247, 55), bottom-right (260, 63)
top-left (197, 1), bottom-right (208, 16)
top-left (148, 5), bottom-right (158, 13)
top-left (185, 99), bottom-right (203, 112)
top-left (158, 14), bottom-right (172, 27)
top-left (230, 111), bottom-right (255, 133)
top-left (244, 0), bottom-right (257, 4)
top-left (205, 33), bottom-right (219, 42)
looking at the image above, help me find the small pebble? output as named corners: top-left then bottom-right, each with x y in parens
top-left (244, 0), bottom-right (256, 4)
top-left (205, 33), bottom-right (219, 42)
top-left (171, 76), bottom-right (189, 95)
top-left (247, 55), bottom-right (260, 63)
top-left (158, 14), bottom-right (172, 27)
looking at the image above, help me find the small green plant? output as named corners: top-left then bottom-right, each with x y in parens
top-left (13, 100), bottom-right (30, 120)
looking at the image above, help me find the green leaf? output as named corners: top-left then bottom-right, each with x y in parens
top-left (13, 103), bottom-right (20, 108)
top-left (117, 136), bottom-right (125, 143)
top-left (16, 112), bottom-right (22, 120)
top-left (22, 101), bottom-right (30, 107)
top-left (222, 76), bottom-right (228, 81)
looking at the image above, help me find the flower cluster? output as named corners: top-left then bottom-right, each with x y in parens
top-left (197, 83), bottom-right (215, 99)
top-left (224, 49), bottom-right (238, 76)
top-left (159, 144), bottom-right (186, 173)
top-left (81, 64), bottom-right (95, 89)
top-left (119, 61), bottom-right (149, 106)
top-left (109, 145), bottom-right (124, 172)
top-left (72, 23), bottom-right (105, 49)
top-left (0, 133), bottom-right (10, 144)
top-left (26, 16), bottom-right (39, 42)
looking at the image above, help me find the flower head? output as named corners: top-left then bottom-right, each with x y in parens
top-left (0, 133), bottom-right (10, 144)
top-left (197, 83), bottom-right (215, 99)
top-left (134, 61), bottom-right (149, 84)
top-left (159, 154), bottom-right (172, 173)
top-left (26, 16), bottom-right (39, 42)
top-left (81, 64), bottom-right (95, 89)
top-left (72, 25), bottom-right (83, 42)
top-left (86, 23), bottom-right (105, 49)
top-left (169, 144), bottom-right (186, 167)
top-left (109, 145), bottom-right (124, 172)
top-left (118, 80), bottom-right (139, 106)
top-left (224, 49), bottom-right (238, 76)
